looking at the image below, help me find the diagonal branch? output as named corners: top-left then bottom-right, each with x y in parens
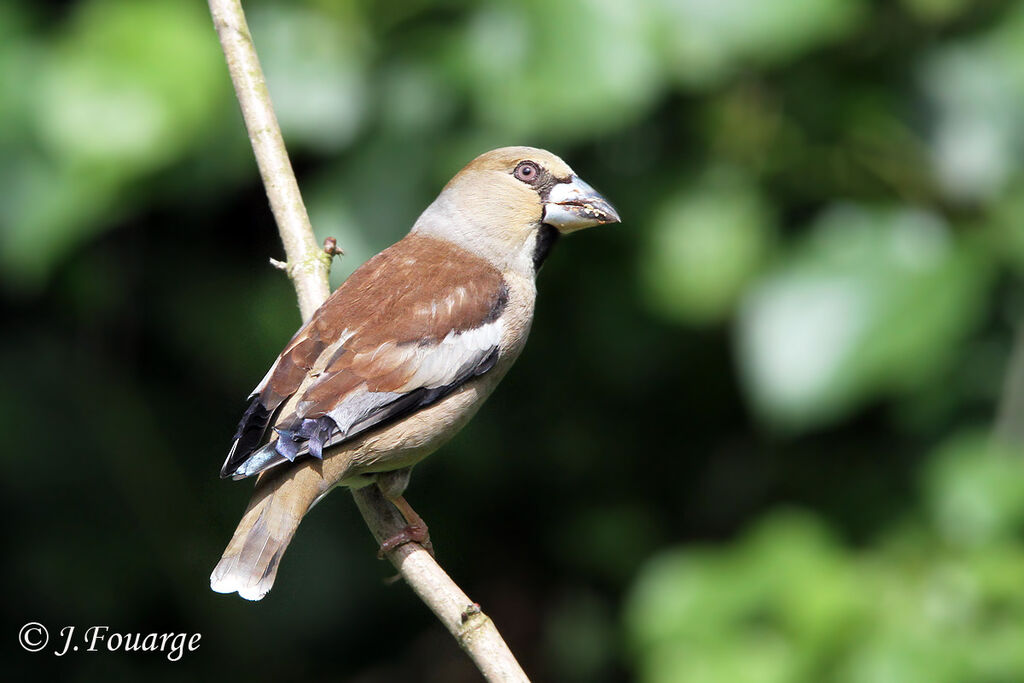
top-left (207, 1), bottom-right (530, 680)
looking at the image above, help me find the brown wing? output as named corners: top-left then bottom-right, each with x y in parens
top-left (221, 234), bottom-right (508, 479)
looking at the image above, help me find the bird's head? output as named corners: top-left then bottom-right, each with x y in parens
top-left (414, 146), bottom-right (620, 272)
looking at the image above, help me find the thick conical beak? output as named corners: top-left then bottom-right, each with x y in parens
top-left (542, 175), bottom-right (621, 233)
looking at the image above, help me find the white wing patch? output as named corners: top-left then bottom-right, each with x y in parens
top-left (400, 320), bottom-right (503, 391)
top-left (276, 318), bottom-right (506, 458)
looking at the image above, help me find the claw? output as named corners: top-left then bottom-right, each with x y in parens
top-left (377, 523), bottom-right (433, 558)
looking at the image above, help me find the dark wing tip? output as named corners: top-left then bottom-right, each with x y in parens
top-left (221, 397), bottom-right (275, 479)
top-left (219, 441), bottom-right (244, 479)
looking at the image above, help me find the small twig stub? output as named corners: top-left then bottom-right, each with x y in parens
top-left (323, 236), bottom-right (345, 256)
top-left (461, 603), bottom-right (482, 623)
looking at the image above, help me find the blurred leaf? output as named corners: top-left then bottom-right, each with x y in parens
top-left (918, 2), bottom-right (1024, 202)
top-left (35, 0), bottom-right (224, 167)
top-left (377, 60), bottom-right (458, 134)
top-left (983, 181), bottom-right (1024, 275)
top-left (250, 2), bottom-right (370, 150)
top-left (923, 431), bottom-right (1024, 549)
top-left (739, 512), bottom-right (863, 648)
top-left (0, 157), bottom-right (121, 290)
top-left (625, 512), bottom-right (858, 683)
top-left (653, 0), bottom-right (863, 88)
top-left (459, 0), bottom-right (662, 139)
top-left (0, 1), bottom-right (34, 144)
top-left (639, 637), bottom-right (800, 683)
top-left (626, 434), bottom-right (1024, 683)
top-left (737, 205), bottom-right (992, 430)
top-left (1, 0), bottom-right (226, 289)
top-left (625, 548), bottom-right (742, 651)
top-left (901, 0), bottom-right (973, 24)
top-left (836, 634), bottom-right (965, 683)
top-left (641, 168), bottom-right (775, 325)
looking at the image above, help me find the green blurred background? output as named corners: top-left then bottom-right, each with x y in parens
top-left (3, 0), bottom-right (1024, 681)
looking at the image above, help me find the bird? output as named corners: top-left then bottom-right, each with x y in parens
top-left (211, 146), bottom-right (620, 600)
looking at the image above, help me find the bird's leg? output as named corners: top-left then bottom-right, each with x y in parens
top-left (377, 495), bottom-right (433, 557)
top-left (375, 468), bottom-right (434, 558)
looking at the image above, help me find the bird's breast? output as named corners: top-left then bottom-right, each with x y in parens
top-left (494, 271), bottom-right (537, 365)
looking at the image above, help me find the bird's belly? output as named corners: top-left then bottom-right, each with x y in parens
top-left (342, 370), bottom-right (505, 477)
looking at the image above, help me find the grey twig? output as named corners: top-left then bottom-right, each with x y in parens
top-left (207, 1), bottom-right (529, 679)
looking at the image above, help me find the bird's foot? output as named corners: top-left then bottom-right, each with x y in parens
top-left (377, 523), bottom-right (434, 558)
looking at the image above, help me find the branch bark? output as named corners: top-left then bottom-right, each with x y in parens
top-left (207, 1), bottom-right (529, 680)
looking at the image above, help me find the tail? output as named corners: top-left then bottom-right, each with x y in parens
top-left (210, 477), bottom-right (315, 601)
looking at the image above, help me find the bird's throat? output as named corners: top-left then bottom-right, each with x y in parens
top-left (533, 224), bottom-right (560, 273)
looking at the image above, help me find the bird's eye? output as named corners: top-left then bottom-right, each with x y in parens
top-left (514, 161), bottom-right (541, 184)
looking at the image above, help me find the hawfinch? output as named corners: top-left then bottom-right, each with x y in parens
top-left (211, 146), bottom-right (620, 600)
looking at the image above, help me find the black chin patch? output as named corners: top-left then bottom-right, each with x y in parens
top-left (533, 224), bottom-right (560, 272)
